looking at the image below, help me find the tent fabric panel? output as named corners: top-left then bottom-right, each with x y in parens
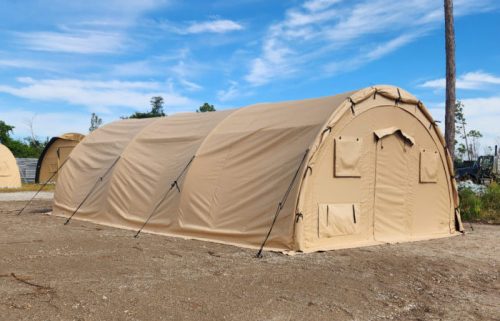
top-left (57, 133), bottom-right (85, 142)
top-left (373, 134), bottom-right (412, 242)
top-left (0, 144), bottom-right (21, 188)
top-left (100, 110), bottom-right (236, 231)
top-left (53, 119), bottom-right (156, 217)
top-left (177, 96), bottom-right (346, 250)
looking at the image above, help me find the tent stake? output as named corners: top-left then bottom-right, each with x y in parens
top-left (256, 149), bottom-right (309, 258)
top-left (134, 155), bottom-right (195, 238)
top-left (17, 157), bottom-right (71, 216)
top-left (64, 156), bottom-right (121, 225)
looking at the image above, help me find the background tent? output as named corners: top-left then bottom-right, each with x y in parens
top-left (36, 133), bottom-right (85, 184)
top-left (52, 85), bottom-right (461, 253)
top-left (0, 143), bottom-right (21, 188)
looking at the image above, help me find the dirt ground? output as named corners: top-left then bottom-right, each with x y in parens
top-left (0, 200), bottom-right (499, 321)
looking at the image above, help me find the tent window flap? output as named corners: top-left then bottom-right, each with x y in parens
top-left (420, 149), bottom-right (439, 183)
top-left (334, 137), bottom-right (362, 177)
top-left (318, 203), bottom-right (359, 238)
top-left (374, 127), bottom-right (415, 146)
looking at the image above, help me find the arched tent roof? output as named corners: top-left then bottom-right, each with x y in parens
top-left (53, 85), bottom-right (460, 253)
top-left (36, 133), bottom-right (85, 183)
top-left (0, 143), bottom-right (21, 188)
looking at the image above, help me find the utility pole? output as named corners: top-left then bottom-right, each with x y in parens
top-left (444, 0), bottom-right (456, 160)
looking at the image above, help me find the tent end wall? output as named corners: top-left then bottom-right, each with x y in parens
top-left (293, 85), bottom-right (460, 253)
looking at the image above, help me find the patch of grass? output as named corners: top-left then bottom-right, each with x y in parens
top-left (459, 182), bottom-right (500, 224)
top-left (0, 183), bottom-right (55, 193)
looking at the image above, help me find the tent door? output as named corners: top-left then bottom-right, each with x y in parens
top-left (373, 131), bottom-right (413, 242)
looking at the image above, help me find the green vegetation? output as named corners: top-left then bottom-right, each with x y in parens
top-left (196, 102), bottom-right (216, 113)
top-left (0, 120), bottom-right (48, 158)
top-left (455, 100), bottom-right (483, 162)
top-left (125, 96), bottom-right (166, 119)
top-left (459, 182), bottom-right (500, 223)
top-left (123, 98), bottom-right (217, 119)
top-left (89, 113), bottom-right (103, 132)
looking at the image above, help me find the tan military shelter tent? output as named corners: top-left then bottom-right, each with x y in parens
top-left (36, 133), bottom-right (85, 184)
top-left (0, 143), bottom-right (21, 189)
top-left (53, 85), bottom-right (462, 253)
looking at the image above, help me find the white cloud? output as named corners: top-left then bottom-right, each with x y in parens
top-left (110, 60), bottom-right (159, 77)
top-left (460, 96), bottom-right (500, 147)
top-left (420, 71), bottom-right (500, 90)
top-left (303, 0), bottom-right (344, 12)
top-left (185, 19), bottom-right (244, 34)
top-left (460, 96), bottom-right (500, 119)
top-left (427, 96), bottom-right (500, 147)
top-left (326, 33), bottom-right (418, 73)
top-left (180, 79), bottom-right (203, 92)
top-left (217, 81), bottom-right (240, 102)
top-left (16, 30), bottom-right (125, 54)
top-left (0, 77), bottom-right (196, 111)
top-left (245, 29), bottom-right (295, 85)
top-left (245, 0), bottom-right (497, 86)
top-left (6, 0), bottom-right (170, 29)
top-left (169, 59), bottom-right (206, 92)
top-left (0, 58), bottom-right (60, 72)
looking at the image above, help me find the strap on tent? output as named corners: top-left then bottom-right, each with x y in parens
top-left (256, 149), bottom-right (309, 258)
top-left (134, 155), bottom-right (195, 238)
top-left (64, 156), bottom-right (121, 225)
top-left (395, 88), bottom-right (402, 105)
top-left (17, 156), bottom-right (72, 216)
top-left (348, 97), bottom-right (356, 115)
top-left (429, 120), bottom-right (441, 130)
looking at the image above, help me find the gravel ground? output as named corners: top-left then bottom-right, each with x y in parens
top-left (0, 192), bottom-right (54, 201)
top-left (0, 199), bottom-right (499, 321)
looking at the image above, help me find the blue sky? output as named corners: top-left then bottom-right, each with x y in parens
top-left (0, 0), bottom-right (499, 150)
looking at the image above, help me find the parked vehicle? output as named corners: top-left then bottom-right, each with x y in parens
top-left (455, 146), bottom-right (499, 184)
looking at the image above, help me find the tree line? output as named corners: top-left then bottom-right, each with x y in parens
top-left (0, 120), bottom-right (48, 158)
top-left (90, 97), bottom-right (216, 132)
top-left (0, 98), bottom-right (217, 158)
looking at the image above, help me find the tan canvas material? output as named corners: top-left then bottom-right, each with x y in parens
top-left (0, 143), bottom-right (21, 188)
top-left (420, 148), bottom-right (439, 183)
top-left (36, 133), bottom-right (85, 183)
top-left (53, 85), bottom-right (461, 253)
top-left (334, 137), bottom-right (363, 177)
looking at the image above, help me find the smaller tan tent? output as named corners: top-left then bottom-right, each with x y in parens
top-left (0, 143), bottom-right (21, 188)
top-left (36, 133), bottom-right (85, 184)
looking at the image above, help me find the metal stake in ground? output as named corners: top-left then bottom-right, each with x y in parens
top-left (255, 149), bottom-right (309, 258)
top-left (17, 157), bottom-right (72, 216)
top-left (64, 156), bottom-right (121, 225)
top-left (134, 155), bottom-right (195, 238)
